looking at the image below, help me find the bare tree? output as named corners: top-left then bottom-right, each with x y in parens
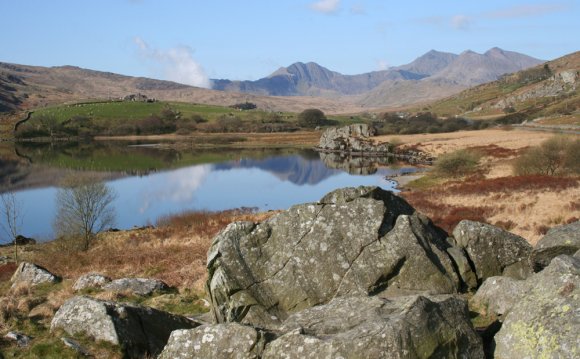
top-left (53, 177), bottom-right (117, 251)
top-left (0, 191), bottom-right (22, 262)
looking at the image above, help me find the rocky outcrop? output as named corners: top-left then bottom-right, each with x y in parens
top-left (494, 255), bottom-right (580, 358)
top-left (51, 296), bottom-right (198, 358)
top-left (493, 70), bottom-right (579, 109)
top-left (532, 220), bottom-right (580, 271)
top-left (10, 262), bottom-right (60, 288)
top-left (72, 273), bottom-right (111, 291)
top-left (317, 124), bottom-right (393, 154)
top-left (452, 220), bottom-right (533, 283)
top-left (317, 124), bottom-right (434, 164)
top-left (206, 186), bottom-right (465, 328)
top-left (102, 277), bottom-right (171, 296)
top-left (160, 295), bottom-right (484, 359)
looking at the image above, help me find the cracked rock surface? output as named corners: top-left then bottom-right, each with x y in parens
top-left (206, 186), bottom-right (462, 328)
top-left (161, 295), bottom-right (484, 359)
top-left (452, 220), bottom-right (533, 283)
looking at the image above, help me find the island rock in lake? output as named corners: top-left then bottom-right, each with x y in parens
top-left (317, 124), bottom-right (393, 154)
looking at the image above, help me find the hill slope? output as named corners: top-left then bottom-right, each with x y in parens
top-left (422, 51), bottom-right (580, 125)
top-left (0, 62), bottom-right (362, 115)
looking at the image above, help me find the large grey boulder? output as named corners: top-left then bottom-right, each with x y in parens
top-left (452, 220), bottom-right (533, 283)
top-left (207, 186), bottom-right (462, 327)
top-left (470, 276), bottom-right (527, 317)
top-left (263, 295), bottom-right (484, 359)
top-left (72, 273), bottom-right (111, 291)
top-left (159, 323), bottom-right (268, 359)
top-left (102, 277), bottom-right (170, 296)
top-left (494, 255), bottom-right (580, 359)
top-left (51, 296), bottom-right (198, 358)
top-left (10, 262), bottom-right (60, 288)
top-left (532, 220), bottom-right (580, 271)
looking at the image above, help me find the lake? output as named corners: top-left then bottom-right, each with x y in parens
top-left (0, 141), bottom-right (418, 240)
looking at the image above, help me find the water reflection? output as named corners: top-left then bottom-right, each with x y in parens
top-left (0, 141), bottom-right (417, 239)
top-left (319, 152), bottom-right (396, 175)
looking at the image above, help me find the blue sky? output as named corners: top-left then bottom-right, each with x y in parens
top-left (1, 0), bottom-right (578, 87)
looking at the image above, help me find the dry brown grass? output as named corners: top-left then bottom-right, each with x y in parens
top-left (396, 129), bottom-right (580, 245)
top-left (375, 128), bottom-right (554, 157)
top-left (403, 175), bottom-right (580, 244)
top-left (23, 209), bottom-right (277, 292)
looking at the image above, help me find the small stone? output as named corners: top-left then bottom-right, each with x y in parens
top-left (61, 337), bottom-right (90, 356)
top-left (4, 331), bottom-right (32, 347)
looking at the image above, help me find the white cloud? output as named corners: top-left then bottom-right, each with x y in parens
top-left (451, 15), bottom-right (471, 30)
top-left (133, 37), bottom-right (210, 88)
top-left (139, 165), bottom-right (212, 213)
top-left (310, 0), bottom-right (340, 14)
top-left (376, 59), bottom-right (389, 71)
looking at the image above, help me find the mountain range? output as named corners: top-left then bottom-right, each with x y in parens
top-left (212, 48), bottom-right (543, 106)
top-left (0, 48), bottom-right (544, 115)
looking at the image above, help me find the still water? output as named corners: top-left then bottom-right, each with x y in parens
top-left (0, 142), bottom-right (417, 240)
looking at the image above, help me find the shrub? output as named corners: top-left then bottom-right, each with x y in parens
top-left (434, 149), bottom-right (481, 178)
top-left (513, 136), bottom-right (580, 176)
top-left (297, 108), bottom-right (327, 128)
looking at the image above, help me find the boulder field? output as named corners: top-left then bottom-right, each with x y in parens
top-left (13, 186), bottom-right (577, 358)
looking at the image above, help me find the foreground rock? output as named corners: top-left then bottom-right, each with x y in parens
top-left (72, 273), bottom-right (112, 291)
top-left (10, 262), bottom-right (60, 288)
top-left (207, 186), bottom-right (463, 327)
top-left (161, 295), bottom-right (484, 359)
top-left (51, 296), bottom-right (198, 358)
top-left (102, 277), bottom-right (170, 296)
top-left (264, 295), bottom-right (483, 359)
top-left (532, 220), bottom-right (580, 271)
top-left (452, 220), bottom-right (533, 283)
top-left (160, 323), bottom-right (269, 359)
top-left (494, 255), bottom-right (580, 358)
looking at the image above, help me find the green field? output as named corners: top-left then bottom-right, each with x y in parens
top-left (29, 101), bottom-right (289, 123)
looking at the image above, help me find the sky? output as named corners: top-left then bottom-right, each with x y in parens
top-left (1, 0), bottom-right (578, 88)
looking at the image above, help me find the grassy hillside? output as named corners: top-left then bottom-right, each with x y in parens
top-left (417, 51), bottom-right (580, 125)
top-left (11, 99), bottom-right (368, 139)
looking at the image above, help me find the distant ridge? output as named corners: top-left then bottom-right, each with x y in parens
top-left (212, 48), bottom-right (544, 106)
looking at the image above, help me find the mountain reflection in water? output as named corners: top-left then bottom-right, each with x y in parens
top-left (0, 142), bottom-right (417, 239)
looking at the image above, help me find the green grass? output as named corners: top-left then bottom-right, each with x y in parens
top-left (29, 101), bottom-right (289, 124)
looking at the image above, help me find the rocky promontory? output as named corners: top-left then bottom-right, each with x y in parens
top-left (316, 124), bottom-right (434, 164)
